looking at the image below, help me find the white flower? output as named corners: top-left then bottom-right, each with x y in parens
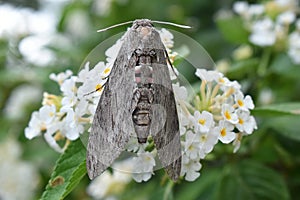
top-left (277, 11), bottom-right (296, 25)
top-left (258, 88), bottom-right (274, 105)
top-left (249, 18), bottom-right (276, 46)
top-left (77, 61), bottom-right (108, 98)
top-left (193, 110), bottom-right (214, 132)
top-left (50, 70), bottom-right (73, 85)
top-left (44, 131), bottom-right (64, 153)
top-left (234, 91), bottom-right (254, 111)
top-left (4, 84), bottom-right (41, 120)
top-left (19, 35), bottom-right (56, 66)
top-left (184, 131), bottom-right (200, 159)
top-left (296, 19), bottom-right (300, 30)
top-left (0, 138), bottom-right (39, 200)
top-left (178, 112), bottom-right (194, 136)
top-left (214, 120), bottom-right (236, 144)
top-left (61, 77), bottom-right (78, 108)
top-left (60, 107), bottom-right (85, 140)
top-left (221, 104), bottom-right (238, 124)
top-left (92, 0), bottom-right (113, 17)
top-left (181, 154), bottom-right (201, 181)
top-left (173, 83), bottom-right (188, 101)
top-left (288, 31), bottom-right (300, 64)
top-left (197, 130), bottom-right (219, 158)
top-left (232, 45), bottom-right (253, 60)
top-left (236, 110), bottom-right (257, 134)
top-left (233, 1), bottom-right (249, 15)
top-left (248, 4), bottom-right (264, 16)
top-left (195, 69), bottom-right (220, 82)
top-left (25, 112), bottom-right (42, 139)
top-left (76, 62), bottom-right (90, 83)
top-left (158, 28), bottom-right (174, 49)
top-left (87, 159), bottom-right (133, 199)
top-left (233, 133), bottom-right (243, 153)
top-left (60, 76), bottom-right (77, 96)
top-left (105, 38), bottom-right (123, 64)
top-left (233, 2), bottom-right (264, 18)
top-left (132, 151), bottom-right (156, 182)
top-left (25, 104), bottom-right (57, 139)
top-left (275, 0), bottom-right (298, 7)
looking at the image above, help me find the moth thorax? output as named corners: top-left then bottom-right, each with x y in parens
top-left (134, 65), bottom-right (153, 84)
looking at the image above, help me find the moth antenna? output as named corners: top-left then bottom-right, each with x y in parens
top-left (152, 20), bottom-right (191, 29)
top-left (97, 21), bottom-right (133, 32)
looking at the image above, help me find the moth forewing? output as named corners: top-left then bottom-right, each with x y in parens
top-left (87, 19), bottom-right (182, 181)
top-left (86, 41), bottom-right (136, 180)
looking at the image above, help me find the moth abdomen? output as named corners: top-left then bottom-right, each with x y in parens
top-left (132, 86), bottom-right (154, 143)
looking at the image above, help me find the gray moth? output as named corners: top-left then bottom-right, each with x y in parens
top-left (86, 19), bottom-right (182, 181)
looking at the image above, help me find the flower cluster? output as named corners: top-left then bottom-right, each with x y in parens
top-left (178, 69), bottom-right (257, 181)
top-left (25, 27), bottom-right (257, 197)
top-left (232, 0), bottom-right (300, 64)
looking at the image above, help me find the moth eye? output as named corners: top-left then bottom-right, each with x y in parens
top-left (135, 49), bottom-right (143, 56)
top-left (133, 24), bottom-right (139, 29)
top-left (149, 49), bottom-right (156, 57)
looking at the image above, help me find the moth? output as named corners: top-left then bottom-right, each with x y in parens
top-left (87, 19), bottom-right (189, 181)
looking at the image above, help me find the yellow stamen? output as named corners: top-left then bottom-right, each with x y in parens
top-left (104, 68), bottom-right (111, 74)
top-left (224, 110), bottom-right (231, 120)
top-left (239, 118), bottom-right (244, 125)
top-left (221, 128), bottom-right (226, 136)
top-left (200, 135), bottom-right (206, 142)
top-left (237, 99), bottom-right (244, 107)
top-left (49, 112), bottom-right (55, 117)
top-left (198, 119), bottom-right (206, 125)
top-left (95, 84), bottom-right (103, 92)
top-left (54, 132), bottom-right (64, 141)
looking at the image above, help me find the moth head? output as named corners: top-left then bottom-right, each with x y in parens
top-left (132, 19), bottom-right (154, 38)
top-left (132, 19), bottom-right (154, 28)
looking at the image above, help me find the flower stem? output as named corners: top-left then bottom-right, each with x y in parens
top-left (257, 47), bottom-right (271, 77)
top-left (163, 180), bottom-right (174, 200)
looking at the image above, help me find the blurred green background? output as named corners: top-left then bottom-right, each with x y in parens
top-left (1, 0), bottom-right (300, 200)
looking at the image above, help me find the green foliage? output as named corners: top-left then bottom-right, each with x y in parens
top-left (40, 139), bottom-right (86, 200)
top-left (216, 16), bottom-right (250, 45)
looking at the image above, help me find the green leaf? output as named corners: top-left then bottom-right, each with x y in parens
top-left (176, 159), bottom-right (290, 200)
top-left (253, 102), bottom-right (300, 117)
top-left (265, 116), bottom-right (300, 141)
top-left (227, 58), bottom-right (259, 79)
top-left (175, 168), bottom-right (220, 200)
top-left (213, 160), bottom-right (290, 200)
top-left (216, 16), bottom-right (249, 44)
top-left (40, 139), bottom-right (87, 200)
top-left (270, 53), bottom-right (300, 79)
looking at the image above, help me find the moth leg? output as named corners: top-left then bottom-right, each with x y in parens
top-left (164, 50), bottom-right (178, 78)
top-left (83, 81), bottom-right (108, 97)
top-left (102, 75), bottom-right (109, 80)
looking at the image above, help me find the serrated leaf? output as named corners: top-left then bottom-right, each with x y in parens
top-left (213, 160), bottom-right (290, 200)
top-left (40, 139), bottom-right (86, 200)
top-left (253, 102), bottom-right (300, 117)
top-left (216, 16), bottom-right (249, 44)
